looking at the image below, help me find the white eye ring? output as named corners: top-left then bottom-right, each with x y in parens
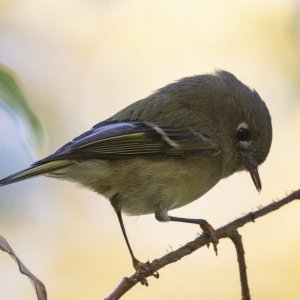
top-left (240, 140), bottom-right (251, 149)
top-left (236, 122), bottom-right (251, 149)
top-left (237, 122), bottom-right (249, 131)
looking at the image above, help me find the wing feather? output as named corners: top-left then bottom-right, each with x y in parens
top-left (0, 121), bottom-right (219, 186)
top-left (35, 121), bottom-right (218, 164)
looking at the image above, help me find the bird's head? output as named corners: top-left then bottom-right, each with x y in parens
top-left (214, 71), bottom-right (272, 191)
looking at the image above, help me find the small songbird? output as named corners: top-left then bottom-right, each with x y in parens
top-left (0, 70), bottom-right (272, 272)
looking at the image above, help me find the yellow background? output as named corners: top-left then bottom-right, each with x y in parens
top-left (0, 1), bottom-right (300, 299)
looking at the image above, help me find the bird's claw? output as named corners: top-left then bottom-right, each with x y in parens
top-left (198, 220), bottom-right (218, 255)
top-left (132, 258), bottom-right (159, 286)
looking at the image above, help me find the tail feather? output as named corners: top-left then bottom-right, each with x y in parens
top-left (0, 160), bottom-right (71, 186)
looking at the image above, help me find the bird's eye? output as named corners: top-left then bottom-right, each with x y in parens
top-left (236, 127), bottom-right (250, 142)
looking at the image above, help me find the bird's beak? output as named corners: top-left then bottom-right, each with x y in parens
top-left (241, 154), bottom-right (262, 192)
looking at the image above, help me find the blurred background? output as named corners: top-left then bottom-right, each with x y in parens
top-left (0, 0), bottom-right (300, 299)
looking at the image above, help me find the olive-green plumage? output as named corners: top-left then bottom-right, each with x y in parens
top-left (0, 70), bottom-right (273, 268)
top-left (0, 71), bottom-right (272, 217)
top-left (0, 70), bottom-right (272, 226)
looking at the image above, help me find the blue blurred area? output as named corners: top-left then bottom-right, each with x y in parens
top-left (0, 100), bottom-right (37, 168)
top-left (0, 99), bottom-right (44, 219)
top-left (0, 63), bottom-right (47, 219)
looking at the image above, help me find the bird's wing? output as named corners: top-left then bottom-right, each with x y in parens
top-left (0, 121), bottom-right (219, 186)
top-left (35, 121), bottom-right (219, 164)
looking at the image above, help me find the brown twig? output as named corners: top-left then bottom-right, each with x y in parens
top-left (105, 189), bottom-right (300, 300)
top-left (229, 229), bottom-right (251, 300)
top-left (0, 234), bottom-right (47, 300)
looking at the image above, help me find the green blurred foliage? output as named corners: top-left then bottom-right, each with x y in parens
top-left (0, 64), bottom-right (43, 152)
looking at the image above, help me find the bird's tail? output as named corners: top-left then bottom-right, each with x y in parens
top-left (0, 160), bottom-right (71, 186)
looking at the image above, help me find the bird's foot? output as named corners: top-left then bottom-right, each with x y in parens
top-left (132, 257), bottom-right (159, 286)
top-left (198, 219), bottom-right (218, 255)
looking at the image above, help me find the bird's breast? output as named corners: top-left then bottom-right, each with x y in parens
top-left (60, 155), bottom-right (222, 216)
top-left (86, 156), bottom-right (223, 215)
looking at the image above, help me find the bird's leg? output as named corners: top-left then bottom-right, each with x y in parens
top-left (115, 210), bottom-right (143, 270)
top-left (155, 209), bottom-right (218, 254)
top-left (111, 195), bottom-right (159, 285)
top-left (115, 210), bottom-right (159, 284)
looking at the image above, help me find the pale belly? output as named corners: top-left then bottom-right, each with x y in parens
top-left (55, 156), bottom-right (222, 216)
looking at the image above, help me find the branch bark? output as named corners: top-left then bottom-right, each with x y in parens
top-left (229, 229), bottom-right (250, 300)
top-left (105, 189), bottom-right (300, 300)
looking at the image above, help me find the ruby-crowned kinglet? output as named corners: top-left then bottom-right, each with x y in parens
top-left (0, 70), bottom-right (272, 270)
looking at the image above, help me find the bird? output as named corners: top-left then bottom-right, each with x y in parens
top-left (0, 70), bottom-right (272, 276)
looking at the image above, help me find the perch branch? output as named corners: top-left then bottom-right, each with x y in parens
top-left (105, 189), bottom-right (300, 300)
top-left (229, 229), bottom-right (250, 300)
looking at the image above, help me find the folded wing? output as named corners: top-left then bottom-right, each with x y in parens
top-left (37, 121), bottom-right (218, 162)
top-left (0, 121), bottom-right (218, 186)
